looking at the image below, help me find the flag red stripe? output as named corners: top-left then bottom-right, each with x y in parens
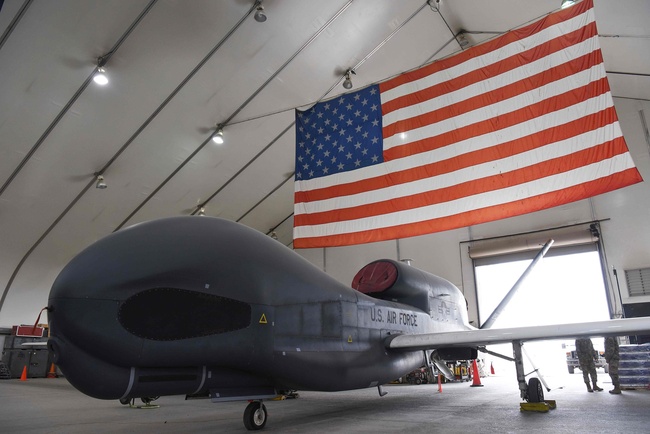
top-left (382, 32), bottom-right (600, 140)
top-left (294, 136), bottom-right (630, 226)
top-left (379, 0), bottom-right (593, 94)
top-left (293, 168), bottom-right (640, 249)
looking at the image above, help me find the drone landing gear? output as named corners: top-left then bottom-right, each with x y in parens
top-left (119, 396), bottom-right (160, 409)
top-left (512, 341), bottom-right (556, 412)
top-left (243, 400), bottom-right (267, 431)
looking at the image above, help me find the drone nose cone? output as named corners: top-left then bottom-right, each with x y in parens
top-left (46, 331), bottom-right (132, 400)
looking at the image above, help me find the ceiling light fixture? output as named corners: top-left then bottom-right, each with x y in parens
top-left (197, 207), bottom-right (206, 216)
top-left (95, 175), bottom-right (107, 189)
top-left (561, 0), bottom-right (577, 9)
top-left (93, 67), bottom-right (108, 85)
top-left (212, 127), bottom-right (224, 145)
top-left (254, 2), bottom-right (267, 22)
top-left (343, 69), bottom-right (355, 90)
top-left (456, 31), bottom-right (470, 49)
top-left (93, 56), bottom-right (109, 86)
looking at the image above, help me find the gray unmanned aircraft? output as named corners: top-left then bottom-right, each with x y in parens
top-left (47, 216), bottom-right (650, 430)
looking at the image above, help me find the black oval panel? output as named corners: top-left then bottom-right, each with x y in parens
top-left (118, 288), bottom-right (251, 340)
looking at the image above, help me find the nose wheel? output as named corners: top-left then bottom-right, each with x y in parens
top-left (118, 396), bottom-right (160, 409)
top-left (243, 401), bottom-right (267, 430)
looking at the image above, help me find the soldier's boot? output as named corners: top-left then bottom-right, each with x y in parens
top-left (593, 383), bottom-right (603, 391)
top-left (609, 385), bottom-right (622, 394)
top-left (585, 383), bottom-right (593, 392)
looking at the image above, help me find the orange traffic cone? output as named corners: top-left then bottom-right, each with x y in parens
top-left (470, 359), bottom-right (483, 387)
top-left (47, 363), bottom-right (57, 378)
top-left (20, 365), bottom-right (28, 381)
top-left (490, 362), bottom-right (495, 375)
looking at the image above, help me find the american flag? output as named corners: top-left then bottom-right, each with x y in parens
top-left (293, 0), bottom-right (642, 249)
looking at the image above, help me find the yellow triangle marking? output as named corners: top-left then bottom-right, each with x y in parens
top-left (259, 313), bottom-right (268, 324)
top-left (347, 335), bottom-right (353, 343)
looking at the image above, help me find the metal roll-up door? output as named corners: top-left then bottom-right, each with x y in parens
top-left (469, 224), bottom-right (599, 266)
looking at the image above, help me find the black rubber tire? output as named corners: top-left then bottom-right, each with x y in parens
top-left (243, 402), bottom-right (267, 431)
top-left (119, 398), bottom-right (131, 406)
top-left (527, 377), bottom-right (544, 403)
top-left (568, 366), bottom-right (575, 374)
top-left (141, 396), bottom-right (159, 404)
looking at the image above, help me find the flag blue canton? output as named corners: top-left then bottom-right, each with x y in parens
top-left (295, 85), bottom-right (383, 180)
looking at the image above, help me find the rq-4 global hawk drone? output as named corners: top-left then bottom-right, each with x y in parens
top-left (46, 217), bottom-right (650, 430)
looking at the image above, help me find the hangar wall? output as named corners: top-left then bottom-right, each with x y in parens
top-left (297, 99), bottom-right (650, 324)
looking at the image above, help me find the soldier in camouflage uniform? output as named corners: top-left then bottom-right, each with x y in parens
top-left (575, 338), bottom-right (603, 392)
top-left (604, 336), bottom-right (621, 394)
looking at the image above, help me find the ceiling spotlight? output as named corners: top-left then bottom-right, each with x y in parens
top-left (95, 175), bottom-right (107, 189)
top-left (456, 31), bottom-right (470, 48)
top-left (254, 2), bottom-right (267, 22)
top-left (343, 69), bottom-right (356, 90)
top-left (212, 128), bottom-right (224, 145)
top-left (561, 0), bottom-right (577, 8)
top-left (197, 207), bottom-right (206, 216)
top-left (270, 231), bottom-right (278, 240)
top-left (93, 55), bottom-right (109, 85)
top-left (93, 67), bottom-right (108, 85)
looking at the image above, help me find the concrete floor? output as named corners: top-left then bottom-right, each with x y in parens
top-left (1, 373), bottom-right (649, 433)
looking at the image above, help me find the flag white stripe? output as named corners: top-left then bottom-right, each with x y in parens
top-left (295, 92), bottom-right (615, 195)
top-left (383, 57), bottom-right (605, 150)
top-left (381, 9), bottom-right (595, 104)
top-left (293, 153), bottom-right (636, 238)
top-left (295, 123), bottom-right (623, 215)
top-left (382, 36), bottom-right (600, 141)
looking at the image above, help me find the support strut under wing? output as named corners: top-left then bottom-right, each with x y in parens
top-left (478, 346), bottom-right (515, 362)
top-left (513, 340), bottom-right (528, 400)
top-left (522, 345), bottom-right (551, 392)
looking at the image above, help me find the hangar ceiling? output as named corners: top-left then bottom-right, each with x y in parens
top-left (0, 0), bottom-right (649, 324)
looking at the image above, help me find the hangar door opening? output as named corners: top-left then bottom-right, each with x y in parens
top-left (470, 226), bottom-right (611, 376)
